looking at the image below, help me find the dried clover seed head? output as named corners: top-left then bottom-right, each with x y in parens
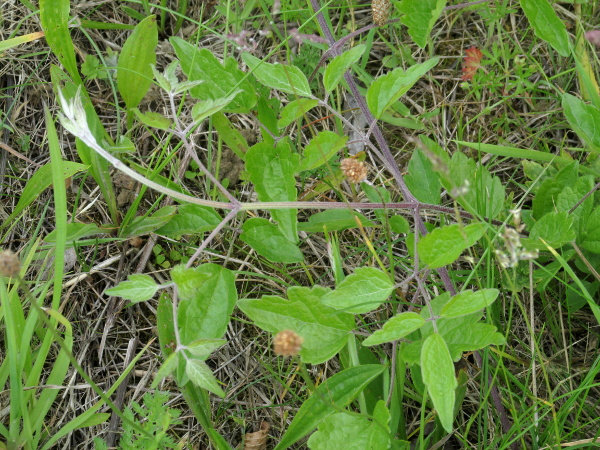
top-left (341, 158), bottom-right (368, 183)
top-left (0, 250), bottom-right (21, 277)
top-left (273, 330), bottom-right (303, 357)
top-left (372, 0), bottom-right (391, 27)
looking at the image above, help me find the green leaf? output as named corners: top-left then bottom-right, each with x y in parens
top-left (397, 0), bottom-right (447, 48)
top-left (298, 209), bottom-right (376, 233)
top-left (532, 161), bottom-right (579, 219)
top-left (520, 0), bottom-right (570, 57)
top-left (323, 44), bottom-right (366, 92)
top-left (362, 183), bottom-right (392, 222)
top-left (172, 263), bottom-right (237, 344)
top-left (562, 93), bottom-right (600, 150)
top-left (440, 289), bottom-right (499, 319)
top-left (44, 222), bottom-right (107, 242)
top-left (367, 58), bottom-right (439, 119)
top-left (212, 112), bottom-right (248, 160)
top-left (185, 359), bottom-right (225, 398)
top-left (238, 285), bottom-right (354, 364)
top-left (133, 108), bottom-right (172, 130)
top-left (155, 204), bottom-right (222, 237)
top-left (242, 52), bottom-right (312, 98)
top-left (307, 401), bottom-right (390, 449)
top-left (418, 292), bottom-right (506, 361)
top-left (527, 211), bottom-right (575, 250)
top-left (191, 91), bottom-right (241, 123)
top-left (239, 218), bottom-right (304, 263)
top-left (246, 141), bottom-right (300, 242)
top-left (186, 339), bottom-right (226, 359)
top-left (443, 152), bottom-right (505, 219)
top-left (299, 131), bottom-right (348, 172)
top-left (418, 223), bottom-right (486, 269)
top-left (443, 323), bottom-right (506, 360)
top-left (105, 274), bottom-right (159, 303)
top-left (278, 98), bottom-right (320, 129)
top-left (171, 37), bottom-right (256, 112)
top-left (579, 207), bottom-right (600, 253)
top-left (404, 148), bottom-right (441, 204)
top-left (40, 0), bottom-right (82, 84)
top-left (363, 312), bottom-right (426, 346)
top-left (52, 68), bottom-right (119, 223)
top-left (110, 136), bottom-right (136, 153)
top-left (556, 175), bottom-right (594, 235)
top-left (1, 161), bottom-right (88, 229)
top-left (421, 333), bottom-right (456, 433)
top-left (389, 215), bottom-right (410, 234)
top-left (274, 365), bottom-right (386, 450)
top-left (81, 54), bottom-right (108, 80)
top-left (322, 267), bottom-right (394, 314)
top-left (120, 206), bottom-right (176, 238)
top-left (117, 15), bottom-right (158, 111)
top-left (151, 352), bottom-right (179, 388)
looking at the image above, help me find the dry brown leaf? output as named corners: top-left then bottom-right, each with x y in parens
top-left (244, 421), bottom-right (270, 450)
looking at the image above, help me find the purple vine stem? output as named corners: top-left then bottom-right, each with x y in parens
top-left (307, 0), bottom-right (514, 440)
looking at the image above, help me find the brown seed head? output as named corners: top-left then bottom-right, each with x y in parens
top-left (0, 250), bottom-right (21, 278)
top-left (372, 0), bottom-right (391, 27)
top-left (273, 330), bottom-right (303, 357)
top-left (341, 158), bottom-right (368, 183)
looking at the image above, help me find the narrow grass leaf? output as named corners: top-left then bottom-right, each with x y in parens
top-left (440, 289), bottom-right (499, 319)
top-left (421, 333), bottom-right (456, 432)
top-left (242, 52), bottom-right (312, 98)
top-left (323, 44), bottom-right (366, 92)
top-left (120, 205), bottom-right (176, 238)
top-left (40, 0), bottom-right (82, 84)
top-left (322, 267), bottom-right (394, 314)
top-left (117, 15), bottom-right (158, 112)
top-left (540, 239), bottom-right (600, 324)
top-left (44, 223), bottom-right (107, 243)
top-left (105, 274), bottom-right (159, 303)
top-left (418, 223), bottom-right (486, 268)
top-left (397, 0), bottom-right (447, 48)
top-left (238, 286), bottom-right (354, 364)
top-left (519, 0), bottom-right (570, 57)
top-left (274, 365), bottom-right (386, 450)
top-left (1, 161), bottom-right (87, 229)
top-left (0, 32), bottom-right (45, 53)
top-left (455, 140), bottom-right (572, 163)
top-left (211, 112), bottom-right (248, 160)
top-left (367, 58), bottom-right (438, 119)
top-left (363, 312), bottom-right (426, 346)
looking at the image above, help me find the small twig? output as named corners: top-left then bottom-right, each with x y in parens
top-left (568, 180), bottom-right (600, 214)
